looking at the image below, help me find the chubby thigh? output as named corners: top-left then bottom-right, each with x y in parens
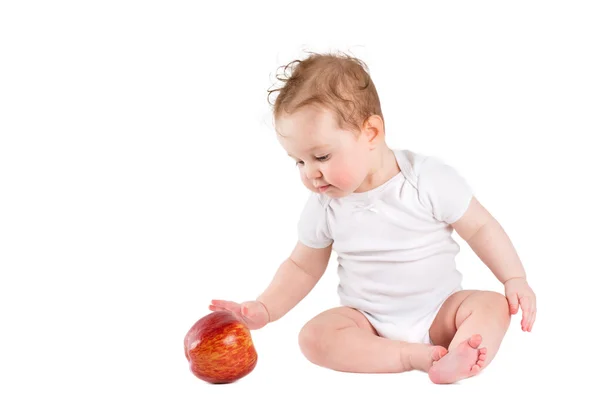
top-left (299, 306), bottom-right (378, 338)
top-left (296, 305), bottom-right (443, 373)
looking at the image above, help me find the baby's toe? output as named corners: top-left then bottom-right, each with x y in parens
top-left (431, 346), bottom-right (448, 361)
top-left (467, 334), bottom-right (483, 349)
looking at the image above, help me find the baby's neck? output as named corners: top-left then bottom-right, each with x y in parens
top-left (355, 147), bottom-right (400, 193)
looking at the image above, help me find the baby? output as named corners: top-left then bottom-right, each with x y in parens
top-left (209, 51), bottom-right (537, 384)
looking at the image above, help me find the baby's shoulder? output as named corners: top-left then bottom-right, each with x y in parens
top-left (394, 148), bottom-right (473, 223)
top-left (298, 192), bottom-right (331, 220)
top-left (395, 149), bottom-right (447, 187)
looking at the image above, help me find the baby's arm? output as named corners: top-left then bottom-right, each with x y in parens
top-left (451, 197), bottom-right (537, 331)
top-left (451, 197), bottom-right (525, 282)
top-left (256, 241), bottom-right (332, 323)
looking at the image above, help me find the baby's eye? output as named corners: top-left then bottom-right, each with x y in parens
top-left (295, 160), bottom-right (304, 166)
top-left (316, 154), bottom-right (330, 162)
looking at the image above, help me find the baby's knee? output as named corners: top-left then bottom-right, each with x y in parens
top-left (298, 322), bottom-right (329, 365)
top-left (478, 291), bottom-right (511, 322)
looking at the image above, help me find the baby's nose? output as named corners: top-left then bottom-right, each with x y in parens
top-left (306, 168), bottom-right (321, 179)
top-left (305, 165), bottom-right (322, 179)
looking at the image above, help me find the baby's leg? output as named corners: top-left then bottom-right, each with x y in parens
top-left (428, 290), bottom-right (511, 384)
top-left (298, 306), bottom-right (448, 373)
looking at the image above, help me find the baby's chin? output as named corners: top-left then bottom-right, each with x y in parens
top-left (304, 183), bottom-right (352, 198)
top-left (317, 187), bottom-right (353, 199)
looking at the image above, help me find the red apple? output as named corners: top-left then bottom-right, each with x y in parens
top-left (184, 311), bottom-right (258, 384)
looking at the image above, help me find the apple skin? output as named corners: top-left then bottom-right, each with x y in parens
top-left (184, 311), bottom-right (258, 384)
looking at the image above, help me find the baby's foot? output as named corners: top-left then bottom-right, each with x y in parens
top-left (431, 346), bottom-right (449, 363)
top-left (428, 334), bottom-right (487, 384)
top-left (407, 345), bottom-right (448, 372)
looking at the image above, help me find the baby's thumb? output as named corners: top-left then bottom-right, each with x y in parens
top-left (241, 301), bottom-right (266, 320)
top-left (506, 293), bottom-right (519, 315)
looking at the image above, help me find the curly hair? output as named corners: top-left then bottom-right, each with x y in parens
top-left (267, 51), bottom-right (384, 134)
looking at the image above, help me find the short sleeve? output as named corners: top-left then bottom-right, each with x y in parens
top-left (297, 193), bottom-right (333, 248)
top-left (416, 157), bottom-right (473, 224)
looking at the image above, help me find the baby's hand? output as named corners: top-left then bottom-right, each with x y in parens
top-left (504, 277), bottom-right (537, 332)
top-left (209, 299), bottom-right (270, 330)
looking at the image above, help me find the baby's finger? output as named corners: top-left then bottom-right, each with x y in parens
top-left (506, 293), bottom-right (519, 315)
top-left (209, 305), bottom-right (244, 322)
top-left (527, 310), bottom-right (536, 332)
top-left (531, 310), bottom-right (537, 331)
top-left (241, 306), bottom-right (257, 316)
top-left (519, 296), bottom-right (532, 331)
top-left (208, 304), bottom-right (228, 313)
top-left (211, 299), bottom-right (240, 311)
top-left (241, 303), bottom-right (254, 317)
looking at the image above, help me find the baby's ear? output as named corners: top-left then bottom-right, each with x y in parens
top-left (362, 115), bottom-right (385, 146)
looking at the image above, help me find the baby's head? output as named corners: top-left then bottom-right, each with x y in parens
top-left (268, 51), bottom-right (386, 198)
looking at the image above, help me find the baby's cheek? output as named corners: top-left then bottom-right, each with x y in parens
top-left (300, 171), bottom-right (313, 190)
top-left (329, 165), bottom-right (357, 189)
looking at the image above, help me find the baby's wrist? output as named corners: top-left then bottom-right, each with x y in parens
top-left (261, 301), bottom-right (271, 323)
top-left (503, 276), bottom-right (526, 285)
top-left (255, 299), bottom-right (272, 323)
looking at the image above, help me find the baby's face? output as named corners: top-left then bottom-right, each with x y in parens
top-left (276, 106), bottom-right (371, 198)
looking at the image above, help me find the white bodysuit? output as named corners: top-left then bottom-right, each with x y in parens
top-left (297, 149), bottom-right (473, 344)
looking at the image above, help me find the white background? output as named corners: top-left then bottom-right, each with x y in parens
top-left (1, 1), bottom-right (598, 398)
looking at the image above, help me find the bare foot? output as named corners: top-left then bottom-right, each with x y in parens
top-left (406, 344), bottom-right (448, 372)
top-left (431, 346), bottom-right (449, 363)
top-left (428, 334), bottom-right (487, 384)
